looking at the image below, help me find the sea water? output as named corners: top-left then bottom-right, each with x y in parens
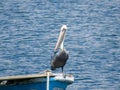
top-left (0, 0), bottom-right (120, 90)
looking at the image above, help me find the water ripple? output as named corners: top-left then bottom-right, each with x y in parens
top-left (0, 0), bottom-right (120, 90)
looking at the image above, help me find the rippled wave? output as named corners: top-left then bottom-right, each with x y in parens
top-left (0, 0), bottom-right (120, 90)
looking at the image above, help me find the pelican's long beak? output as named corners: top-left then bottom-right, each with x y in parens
top-left (54, 25), bottom-right (67, 51)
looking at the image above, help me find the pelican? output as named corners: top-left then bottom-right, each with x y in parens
top-left (51, 25), bottom-right (69, 72)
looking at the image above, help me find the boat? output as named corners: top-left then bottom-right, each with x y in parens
top-left (0, 70), bottom-right (74, 90)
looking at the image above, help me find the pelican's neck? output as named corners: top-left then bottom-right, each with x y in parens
top-left (54, 25), bottom-right (67, 51)
top-left (60, 40), bottom-right (64, 50)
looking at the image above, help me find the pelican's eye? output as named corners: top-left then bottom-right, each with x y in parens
top-left (62, 29), bottom-right (66, 32)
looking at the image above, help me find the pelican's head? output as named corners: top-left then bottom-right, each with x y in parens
top-left (61, 25), bottom-right (67, 31)
top-left (54, 25), bottom-right (68, 51)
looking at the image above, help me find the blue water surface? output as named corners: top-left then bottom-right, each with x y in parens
top-left (0, 0), bottom-right (120, 90)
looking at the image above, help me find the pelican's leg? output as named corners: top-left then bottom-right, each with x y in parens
top-left (61, 67), bottom-right (63, 72)
top-left (61, 67), bottom-right (66, 78)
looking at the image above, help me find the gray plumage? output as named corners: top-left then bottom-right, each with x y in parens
top-left (51, 50), bottom-right (69, 72)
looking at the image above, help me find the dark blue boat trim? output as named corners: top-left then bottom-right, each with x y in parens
top-left (0, 71), bottom-right (74, 90)
top-left (0, 77), bottom-right (72, 90)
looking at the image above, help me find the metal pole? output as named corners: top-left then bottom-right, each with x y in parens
top-left (46, 71), bottom-right (50, 90)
